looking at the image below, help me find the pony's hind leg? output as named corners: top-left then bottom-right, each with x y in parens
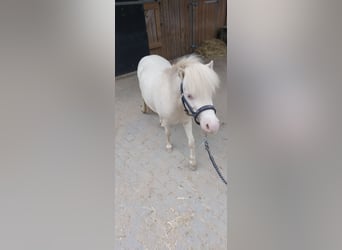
top-left (183, 120), bottom-right (196, 170)
top-left (141, 100), bottom-right (152, 113)
top-left (161, 119), bottom-right (172, 151)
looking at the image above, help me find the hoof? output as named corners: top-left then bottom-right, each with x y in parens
top-left (141, 102), bottom-right (151, 113)
top-left (166, 144), bottom-right (173, 152)
top-left (141, 104), bottom-right (148, 113)
top-left (189, 159), bottom-right (197, 171)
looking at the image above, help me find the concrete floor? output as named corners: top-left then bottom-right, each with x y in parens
top-left (115, 55), bottom-right (228, 249)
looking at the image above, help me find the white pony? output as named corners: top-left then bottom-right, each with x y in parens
top-left (137, 54), bottom-right (220, 169)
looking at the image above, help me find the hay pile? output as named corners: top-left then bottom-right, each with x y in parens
top-left (195, 38), bottom-right (227, 59)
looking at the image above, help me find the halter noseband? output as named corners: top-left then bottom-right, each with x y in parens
top-left (180, 81), bottom-right (216, 125)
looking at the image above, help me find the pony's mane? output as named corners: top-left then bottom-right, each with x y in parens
top-left (172, 54), bottom-right (220, 97)
top-left (173, 54), bottom-right (203, 69)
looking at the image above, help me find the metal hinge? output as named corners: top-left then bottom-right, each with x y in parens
top-left (190, 0), bottom-right (198, 7)
top-left (205, 0), bottom-right (219, 3)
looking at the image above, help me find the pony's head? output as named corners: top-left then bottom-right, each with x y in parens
top-left (175, 55), bottom-right (220, 134)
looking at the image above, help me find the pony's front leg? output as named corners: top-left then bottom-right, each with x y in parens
top-left (161, 119), bottom-right (172, 151)
top-left (183, 120), bottom-right (196, 170)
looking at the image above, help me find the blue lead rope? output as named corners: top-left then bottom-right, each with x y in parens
top-left (203, 136), bottom-right (227, 185)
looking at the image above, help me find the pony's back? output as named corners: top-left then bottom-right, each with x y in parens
top-left (137, 55), bottom-right (171, 113)
top-left (137, 55), bottom-right (171, 83)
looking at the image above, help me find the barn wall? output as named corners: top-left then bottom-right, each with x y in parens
top-left (144, 0), bottom-right (227, 60)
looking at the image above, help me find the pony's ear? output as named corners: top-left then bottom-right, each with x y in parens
top-left (206, 60), bottom-right (214, 69)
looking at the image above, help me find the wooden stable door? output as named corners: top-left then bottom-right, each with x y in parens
top-left (142, 0), bottom-right (226, 60)
top-left (143, 2), bottom-right (162, 53)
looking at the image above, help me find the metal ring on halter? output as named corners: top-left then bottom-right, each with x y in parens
top-left (180, 81), bottom-right (216, 125)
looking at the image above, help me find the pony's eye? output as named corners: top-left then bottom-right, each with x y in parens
top-left (187, 94), bottom-right (193, 99)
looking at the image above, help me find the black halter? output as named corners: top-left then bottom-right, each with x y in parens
top-left (180, 81), bottom-right (216, 125)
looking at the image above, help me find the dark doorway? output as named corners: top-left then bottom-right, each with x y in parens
top-left (115, 3), bottom-right (150, 76)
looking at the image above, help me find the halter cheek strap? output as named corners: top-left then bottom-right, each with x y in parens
top-left (180, 81), bottom-right (216, 126)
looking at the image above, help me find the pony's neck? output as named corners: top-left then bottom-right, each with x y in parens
top-left (164, 66), bottom-right (183, 107)
top-left (167, 66), bottom-right (182, 96)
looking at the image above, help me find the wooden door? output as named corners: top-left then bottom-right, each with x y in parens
top-left (143, 2), bottom-right (162, 53)
top-left (193, 0), bottom-right (221, 48)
